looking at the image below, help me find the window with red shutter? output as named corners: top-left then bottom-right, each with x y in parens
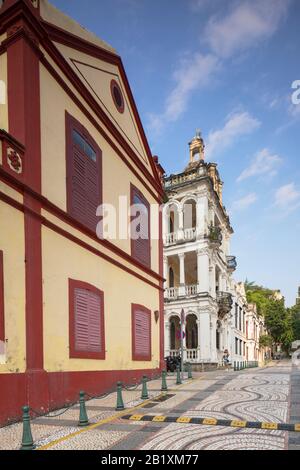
top-left (66, 113), bottom-right (102, 233)
top-left (130, 184), bottom-right (151, 268)
top-left (69, 279), bottom-right (105, 359)
top-left (132, 304), bottom-right (151, 361)
top-left (0, 251), bottom-right (4, 350)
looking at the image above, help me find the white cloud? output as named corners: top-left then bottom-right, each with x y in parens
top-left (205, 112), bottom-right (260, 159)
top-left (231, 193), bottom-right (258, 211)
top-left (148, 53), bottom-right (219, 134)
top-left (204, 0), bottom-right (289, 58)
top-left (148, 0), bottom-right (290, 134)
top-left (274, 183), bottom-right (300, 211)
top-left (237, 148), bottom-right (282, 182)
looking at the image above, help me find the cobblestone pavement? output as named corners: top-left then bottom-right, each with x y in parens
top-left (0, 361), bottom-right (299, 450)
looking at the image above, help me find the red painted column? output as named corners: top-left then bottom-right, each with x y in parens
top-left (159, 207), bottom-right (165, 369)
top-left (7, 21), bottom-right (48, 410)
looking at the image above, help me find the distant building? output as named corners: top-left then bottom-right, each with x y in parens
top-left (296, 286), bottom-right (300, 305)
top-left (163, 131), bottom-right (236, 368)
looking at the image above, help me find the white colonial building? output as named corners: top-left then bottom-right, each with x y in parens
top-left (163, 131), bottom-right (237, 368)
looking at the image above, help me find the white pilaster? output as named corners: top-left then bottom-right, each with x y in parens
top-left (197, 249), bottom-right (209, 293)
top-left (199, 312), bottom-right (210, 360)
top-left (178, 253), bottom-right (185, 296)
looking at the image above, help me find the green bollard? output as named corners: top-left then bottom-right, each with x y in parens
top-left (141, 375), bottom-right (149, 400)
top-left (78, 391), bottom-right (89, 427)
top-left (161, 370), bottom-right (168, 392)
top-left (176, 365), bottom-right (182, 385)
top-left (116, 381), bottom-right (125, 410)
top-left (188, 363), bottom-right (193, 379)
top-left (20, 406), bottom-right (35, 450)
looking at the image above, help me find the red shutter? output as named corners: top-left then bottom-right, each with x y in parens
top-left (66, 113), bottom-right (102, 233)
top-left (132, 304), bottom-right (151, 361)
top-left (74, 288), bottom-right (101, 352)
top-left (131, 185), bottom-right (150, 268)
top-left (0, 251), bottom-right (4, 345)
top-left (69, 279), bottom-right (105, 360)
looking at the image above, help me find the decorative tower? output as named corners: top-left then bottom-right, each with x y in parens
top-left (163, 130), bottom-right (236, 368)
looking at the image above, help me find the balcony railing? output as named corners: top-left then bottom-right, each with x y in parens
top-left (164, 228), bottom-right (196, 246)
top-left (226, 255), bottom-right (237, 272)
top-left (165, 287), bottom-right (179, 299)
top-left (165, 284), bottom-right (198, 300)
top-left (168, 349), bottom-right (200, 362)
top-left (184, 227), bottom-right (196, 241)
top-left (217, 291), bottom-right (233, 318)
top-left (185, 284), bottom-right (198, 296)
top-left (165, 232), bottom-right (177, 245)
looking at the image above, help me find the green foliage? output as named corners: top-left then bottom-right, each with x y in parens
top-left (289, 304), bottom-right (300, 340)
top-left (245, 281), bottom-right (293, 352)
top-left (259, 334), bottom-right (273, 348)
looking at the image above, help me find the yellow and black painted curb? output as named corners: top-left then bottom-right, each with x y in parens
top-left (122, 414), bottom-right (300, 432)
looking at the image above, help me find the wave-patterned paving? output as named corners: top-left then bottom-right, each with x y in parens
top-left (141, 364), bottom-right (291, 450)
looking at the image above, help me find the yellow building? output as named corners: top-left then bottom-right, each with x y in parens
top-left (0, 0), bottom-right (164, 425)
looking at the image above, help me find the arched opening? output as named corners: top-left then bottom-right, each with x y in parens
top-left (169, 315), bottom-right (180, 351)
top-left (185, 314), bottom-right (198, 349)
top-left (169, 267), bottom-right (174, 288)
top-left (183, 199), bottom-right (196, 230)
top-left (164, 204), bottom-right (179, 244)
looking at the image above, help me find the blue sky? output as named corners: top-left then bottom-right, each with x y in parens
top-left (51, 0), bottom-right (300, 306)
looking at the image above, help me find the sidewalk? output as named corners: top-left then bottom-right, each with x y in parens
top-left (0, 371), bottom-right (205, 450)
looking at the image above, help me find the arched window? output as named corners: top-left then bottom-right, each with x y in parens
top-left (169, 267), bottom-right (174, 288)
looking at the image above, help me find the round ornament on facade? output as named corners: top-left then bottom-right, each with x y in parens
top-left (110, 79), bottom-right (124, 113)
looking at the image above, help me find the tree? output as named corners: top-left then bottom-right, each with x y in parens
top-left (289, 304), bottom-right (300, 340)
top-left (259, 335), bottom-right (273, 349)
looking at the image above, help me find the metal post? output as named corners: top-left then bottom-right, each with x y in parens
top-left (234, 361), bottom-right (236, 371)
top-left (176, 364), bottom-right (182, 385)
top-left (161, 370), bottom-right (168, 391)
top-left (20, 406), bottom-right (34, 450)
top-left (116, 382), bottom-right (125, 410)
top-left (180, 308), bottom-right (184, 381)
top-left (78, 391), bottom-right (89, 427)
top-left (141, 375), bottom-right (149, 400)
top-left (188, 363), bottom-right (193, 379)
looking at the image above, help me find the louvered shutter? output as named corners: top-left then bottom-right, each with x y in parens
top-left (133, 306), bottom-right (151, 360)
top-left (74, 287), bottom-right (101, 352)
top-left (67, 115), bottom-right (101, 233)
top-left (131, 187), bottom-right (150, 267)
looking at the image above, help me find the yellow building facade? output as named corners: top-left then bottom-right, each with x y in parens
top-left (0, 0), bottom-right (164, 425)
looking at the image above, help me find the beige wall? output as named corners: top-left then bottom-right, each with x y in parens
top-left (42, 226), bottom-right (160, 372)
top-left (39, 63), bottom-right (159, 273)
top-left (0, 189), bottom-right (26, 372)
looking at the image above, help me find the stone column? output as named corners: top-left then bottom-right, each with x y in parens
top-left (197, 249), bottom-right (209, 293)
top-left (199, 311), bottom-right (210, 361)
top-left (178, 207), bottom-right (184, 241)
top-left (165, 320), bottom-right (170, 356)
top-left (210, 313), bottom-right (218, 363)
top-left (178, 253), bottom-right (185, 296)
top-left (196, 193), bottom-right (208, 239)
top-left (163, 256), bottom-right (168, 289)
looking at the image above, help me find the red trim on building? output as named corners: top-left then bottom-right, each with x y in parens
top-left (0, 251), bottom-right (4, 343)
top-left (132, 304), bottom-right (152, 361)
top-left (110, 79), bottom-right (125, 114)
top-left (0, 188), bottom-right (163, 292)
top-left (0, 367), bottom-right (161, 426)
top-left (69, 279), bottom-right (105, 360)
top-left (0, 166), bottom-right (163, 283)
top-left (41, 20), bottom-right (162, 189)
top-left (7, 17), bottom-right (44, 375)
top-left (130, 183), bottom-right (151, 269)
